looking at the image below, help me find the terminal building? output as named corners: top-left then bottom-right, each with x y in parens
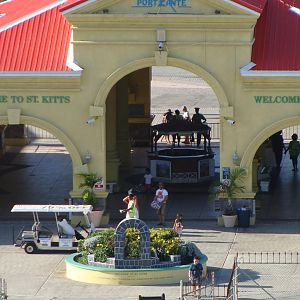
top-left (0, 0), bottom-right (300, 220)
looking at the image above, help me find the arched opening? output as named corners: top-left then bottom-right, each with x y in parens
top-left (105, 63), bottom-right (222, 221)
top-left (0, 118), bottom-right (82, 220)
top-left (248, 122), bottom-right (300, 220)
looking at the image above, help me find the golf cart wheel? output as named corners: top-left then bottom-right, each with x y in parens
top-left (24, 243), bottom-right (37, 254)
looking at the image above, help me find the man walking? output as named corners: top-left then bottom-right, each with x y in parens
top-left (154, 182), bottom-right (168, 226)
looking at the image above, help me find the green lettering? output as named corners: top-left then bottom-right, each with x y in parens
top-left (275, 96), bottom-right (281, 103)
top-left (281, 96), bottom-right (288, 103)
top-left (42, 96), bottom-right (50, 103)
top-left (289, 96), bottom-right (297, 103)
top-left (254, 96), bottom-right (262, 103)
top-left (26, 96), bottom-right (39, 103)
top-left (63, 96), bottom-right (70, 103)
top-left (11, 96), bottom-right (24, 103)
top-left (0, 96), bottom-right (8, 103)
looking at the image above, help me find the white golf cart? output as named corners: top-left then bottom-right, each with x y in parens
top-left (11, 204), bottom-right (94, 254)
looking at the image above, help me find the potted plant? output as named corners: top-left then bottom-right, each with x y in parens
top-left (209, 168), bottom-right (247, 227)
top-left (78, 172), bottom-right (103, 227)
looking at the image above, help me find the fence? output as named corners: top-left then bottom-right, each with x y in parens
top-left (24, 116), bottom-right (300, 143)
top-left (179, 272), bottom-right (231, 299)
top-left (0, 278), bottom-right (7, 300)
top-left (237, 251), bottom-right (300, 264)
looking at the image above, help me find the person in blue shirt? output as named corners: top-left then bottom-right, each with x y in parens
top-left (189, 256), bottom-right (203, 295)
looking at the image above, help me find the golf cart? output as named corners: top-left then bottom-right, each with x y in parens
top-left (11, 204), bottom-right (95, 254)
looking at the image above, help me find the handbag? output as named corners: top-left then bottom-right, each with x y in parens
top-left (151, 199), bottom-right (162, 209)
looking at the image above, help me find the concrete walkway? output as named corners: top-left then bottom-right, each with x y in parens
top-left (1, 220), bottom-right (300, 299)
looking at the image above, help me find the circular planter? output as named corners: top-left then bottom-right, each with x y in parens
top-left (65, 253), bottom-right (208, 286)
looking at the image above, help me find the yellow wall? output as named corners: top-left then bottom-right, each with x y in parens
top-left (1, 0), bottom-right (300, 198)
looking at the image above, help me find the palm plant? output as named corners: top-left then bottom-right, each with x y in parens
top-left (78, 172), bottom-right (99, 208)
top-left (209, 168), bottom-right (247, 215)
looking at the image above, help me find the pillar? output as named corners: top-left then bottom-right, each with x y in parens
top-left (4, 124), bottom-right (29, 146)
top-left (106, 85), bottom-right (120, 183)
top-left (116, 76), bottom-right (131, 170)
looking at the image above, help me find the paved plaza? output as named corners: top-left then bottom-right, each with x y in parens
top-left (1, 220), bottom-right (300, 299)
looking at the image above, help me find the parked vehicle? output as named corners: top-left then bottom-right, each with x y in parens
top-left (11, 204), bottom-right (95, 254)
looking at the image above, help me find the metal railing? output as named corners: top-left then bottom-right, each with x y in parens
top-left (0, 278), bottom-right (7, 300)
top-left (23, 116), bottom-right (300, 144)
top-left (238, 252), bottom-right (300, 264)
top-left (179, 272), bottom-right (228, 299)
top-left (226, 257), bottom-right (238, 300)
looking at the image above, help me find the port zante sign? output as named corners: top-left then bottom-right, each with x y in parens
top-left (254, 96), bottom-right (300, 104)
top-left (132, 0), bottom-right (191, 9)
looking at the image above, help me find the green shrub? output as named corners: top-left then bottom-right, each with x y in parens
top-left (124, 228), bottom-right (140, 258)
top-left (76, 227), bottom-right (201, 265)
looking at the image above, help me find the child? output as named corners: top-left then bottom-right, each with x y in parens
top-left (189, 256), bottom-right (203, 296)
top-left (144, 168), bottom-right (153, 193)
top-left (173, 213), bottom-right (183, 236)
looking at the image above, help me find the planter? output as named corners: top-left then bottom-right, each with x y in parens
top-left (90, 210), bottom-right (104, 227)
top-left (222, 214), bottom-right (237, 228)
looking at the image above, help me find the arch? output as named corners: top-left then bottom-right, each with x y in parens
top-left (240, 116), bottom-right (300, 168)
top-left (0, 115), bottom-right (82, 169)
top-left (115, 218), bottom-right (150, 261)
top-left (94, 57), bottom-right (229, 108)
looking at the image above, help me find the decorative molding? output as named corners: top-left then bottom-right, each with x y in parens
top-left (7, 109), bottom-right (21, 125)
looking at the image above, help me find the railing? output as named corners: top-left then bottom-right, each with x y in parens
top-left (0, 278), bottom-right (7, 300)
top-left (24, 115), bottom-right (300, 144)
top-left (238, 252), bottom-right (300, 264)
top-left (226, 256), bottom-right (238, 300)
top-left (179, 272), bottom-right (227, 299)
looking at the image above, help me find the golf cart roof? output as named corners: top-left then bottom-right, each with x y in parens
top-left (11, 204), bottom-right (93, 214)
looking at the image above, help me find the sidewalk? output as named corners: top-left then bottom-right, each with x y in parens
top-left (1, 220), bottom-right (300, 299)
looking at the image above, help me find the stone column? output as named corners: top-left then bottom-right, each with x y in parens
top-left (106, 85), bottom-right (120, 183)
top-left (116, 76), bottom-right (131, 170)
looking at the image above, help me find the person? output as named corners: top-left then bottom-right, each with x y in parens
top-left (173, 213), bottom-right (183, 236)
top-left (189, 256), bottom-right (203, 296)
top-left (121, 189), bottom-right (139, 219)
top-left (57, 216), bottom-right (84, 240)
top-left (270, 131), bottom-right (285, 170)
top-left (192, 107), bottom-right (207, 147)
top-left (162, 109), bottom-right (173, 143)
top-left (285, 133), bottom-right (300, 171)
top-left (144, 168), bottom-right (153, 193)
top-left (171, 109), bottom-right (183, 146)
top-left (182, 106), bottom-right (191, 144)
top-left (154, 182), bottom-right (168, 226)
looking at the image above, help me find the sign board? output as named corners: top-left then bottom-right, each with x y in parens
top-left (59, 238), bottom-right (73, 248)
top-left (222, 167), bottom-right (230, 180)
top-left (94, 178), bottom-right (105, 191)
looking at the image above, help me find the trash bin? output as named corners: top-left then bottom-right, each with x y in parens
top-left (237, 207), bottom-right (251, 227)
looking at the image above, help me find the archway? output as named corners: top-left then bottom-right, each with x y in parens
top-left (0, 115), bottom-right (83, 219)
top-left (95, 57), bottom-right (229, 108)
top-left (241, 117), bottom-right (300, 220)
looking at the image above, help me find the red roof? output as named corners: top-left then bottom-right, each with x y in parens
top-left (251, 0), bottom-right (300, 70)
top-left (0, 0), bottom-right (299, 72)
top-left (232, 0), bottom-right (266, 13)
top-left (0, 0), bottom-right (59, 30)
top-left (0, 5), bottom-right (72, 71)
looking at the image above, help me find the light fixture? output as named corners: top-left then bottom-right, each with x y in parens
top-left (84, 151), bottom-right (92, 163)
top-left (157, 29), bottom-right (166, 52)
top-left (224, 118), bottom-right (235, 125)
top-left (232, 151), bottom-right (239, 164)
top-left (86, 117), bottom-right (96, 125)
